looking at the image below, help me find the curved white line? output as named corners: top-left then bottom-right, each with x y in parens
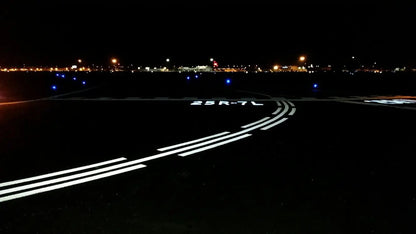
top-left (113, 108), bottom-right (293, 165)
top-left (0, 164), bottom-right (146, 203)
top-left (272, 107), bottom-right (282, 115)
top-left (241, 117), bottom-right (270, 128)
top-left (0, 157), bottom-right (127, 188)
top-left (288, 108), bottom-right (296, 116)
top-left (157, 131), bottom-right (230, 152)
top-left (286, 100), bottom-right (295, 107)
top-left (272, 101), bottom-right (282, 114)
top-left (258, 101), bottom-right (289, 129)
top-left (0, 159), bottom-right (148, 196)
top-left (261, 118), bottom-right (288, 130)
top-left (178, 134), bottom-right (252, 157)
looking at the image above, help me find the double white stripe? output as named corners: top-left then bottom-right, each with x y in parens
top-left (178, 134), bottom-right (252, 157)
top-left (157, 131), bottom-right (230, 151)
top-left (241, 117), bottom-right (270, 129)
top-left (0, 164), bottom-right (146, 203)
top-left (0, 157), bottom-right (127, 188)
top-left (0, 160), bottom-right (149, 196)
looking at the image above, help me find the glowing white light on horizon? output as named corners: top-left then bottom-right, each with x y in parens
top-left (364, 99), bottom-right (416, 104)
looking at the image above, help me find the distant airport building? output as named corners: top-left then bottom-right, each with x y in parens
top-left (272, 65), bottom-right (307, 72)
top-left (178, 66), bottom-right (213, 72)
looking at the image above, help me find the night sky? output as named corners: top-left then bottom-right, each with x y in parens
top-left (1, 2), bottom-right (415, 67)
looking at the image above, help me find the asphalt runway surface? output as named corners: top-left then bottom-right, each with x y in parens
top-left (1, 73), bottom-right (416, 233)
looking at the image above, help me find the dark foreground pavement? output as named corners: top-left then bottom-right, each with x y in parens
top-left (0, 75), bottom-right (416, 233)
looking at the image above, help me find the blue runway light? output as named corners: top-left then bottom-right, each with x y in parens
top-left (226, 78), bottom-right (231, 84)
top-left (313, 83), bottom-right (318, 88)
top-left (51, 85), bottom-right (57, 90)
top-left (186, 76), bottom-right (190, 80)
top-left (73, 77), bottom-right (77, 81)
top-left (195, 75), bottom-right (199, 79)
top-left (82, 81), bottom-right (86, 85)
top-left (61, 74), bottom-right (65, 78)
top-left (56, 73), bottom-right (60, 77)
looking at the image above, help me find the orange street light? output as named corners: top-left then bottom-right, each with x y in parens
top-left (299, 56), bottom-right (306, 62)
top-left (111, 58), bottom-right (118, 64)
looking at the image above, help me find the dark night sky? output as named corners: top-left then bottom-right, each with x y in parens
top-left (0, 2), bottom-right (415, 67)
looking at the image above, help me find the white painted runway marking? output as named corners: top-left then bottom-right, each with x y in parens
top-left (272, 101), bottom-right (283, 115)
top-left (269, 101), bottom-right (289, 121)
top-left (0, 159), bottom-right (148, 196)
top-left (260, 118), bottom-right (288, 130)
top-left (0, 157), bottom-right (127, 188)
top-left (272, 107), bottom-right (282, 115)
top-left (241, 117), bottom-right (271, 129)
top-left (0, 164), bottom-right (146, 203)
top-left (287, 100), bottom-right (295, 107)
top-left (124, 108), bottom-right (291, 164)
top-left (178, 134), bottom-right (252, 157)
top-left (251, 101), bottom-right (264, 106)
top-left (0, 98), bottom-right (296, 203)
top-left (157, 131), bottom-right (230, 151)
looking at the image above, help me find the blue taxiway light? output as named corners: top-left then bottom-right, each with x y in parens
top-left (82, 81), bottom-right (86, 85)
top-left (313, 83), bottom-right (318, 88)
top-left (55, 73), bottom-right (60, 77)
top-left (186, 76), bottom-right (190, 80)
top-left (73, 77), bottom-right (77, 81)
top-left (226, 78), bottom-right (231, 84)
top-left (195, 75), bottom-right (199, 79)
top-left (51, 85), bottom-right (57, 90)
top-left (61, 74), bottom-right (65, 78)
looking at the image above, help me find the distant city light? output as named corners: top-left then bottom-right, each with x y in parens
top-left (111, 58), bottom-right (118, 64)
top-left (78, 59), bottom-right (82, 63)
top-left (210, 58), bottom-right (214, 62)
top-left (166, 58), bottom-right (170, 62)
top-left (299, 56), bottom-right (306, 62)
top-left (273, 65), bottom-right (279, 70)
top-left (51, 85), bottom-right (57, 90)
top-left (352, 56), bottom-right (355, 59)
